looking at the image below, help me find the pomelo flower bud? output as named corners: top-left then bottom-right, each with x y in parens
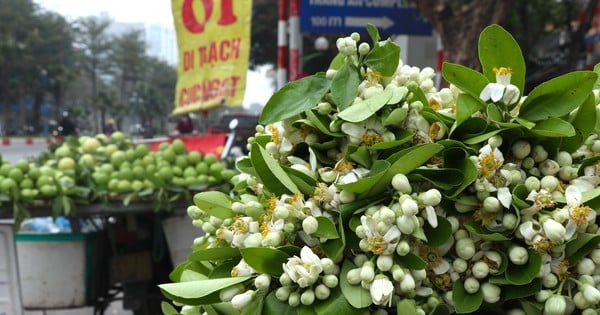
top-left (543, 218), bottom-right (566, 244)
top-left (556, 151), bottom-right (572, 166)
top-left (321, 258), bottom-right (336, 275)
top-left (422, 189), bottom-right (442, 206)
top-left (456, 238), bottom-right (476, 260)
top-left (254, 274), bottom-right (271, 291)
top-left (219, 284), bottom-right (244, 302)
top-left (411, 269), bottom-right (427, 281)
top-left (531, 145), bottom-right (549, 163)
top-left (400, 273), bottom-right (416, 292)
top-left (379, 207), bottom-right (396, 225)
top-left (300, 289), bottom-right (315, 305)
top-left (488, 135), bottom-right (503, 148)
top-left (273, 206), bottom-right (289, 219)
top-left (360, 261), bottom-right (375, 282)
top-left (275, 286), bottom-right (291, 301)
top-left (350, 32), bottom-right (360, 41)
top-left (481, 282), bottom-right (501, 303)
top-left (540, 176), bottom-right (560, 192)
top-left (583, 284), bottom-right (600, 305)
top-left (302, 216), bottom-right (319, 235)
top-left (542, 273), bottom-right (558, 288)
top-left (346, 268), bottom-right (361, 285)
top-left (540, 159), bottom-right (560, 176)
top-left (358, 42), bottom-right (370, 55)
top-left (377, 255), bottom-right (394, 271)
top-left (472, 261), bottom-right (490, 279)
top-left (279, 273), bottom-right (292, 286)
top-left (509, 246), bottom-right (529, 265)
top-left (590, 249), bottom-right (600, 264)
top-left (391, 265), bottom-right (405, 281)
top-left (353, 254), bottom-right (368, 267)
top-left (574, 292), bottom-right (591, 310)
top-left (524, 176), bottom-right (541, 191)
top-left (453, 258), bottom-right (468, 273)
top-left (315, 284), bottom-right (330, 300)
top-left (396, 240), bottom-right (411, 256)
top-left (579, 275), bottom-right (595, 288)
top-left (322, 274), bottom-right (338, 288)
top-left (536, 289), bottom-right (552, 302)
top-left (231, 290), bottom-right (255, 310)
top-left (231, 202), bottom-right (245, 213)
top-left (512, 140), bottom-right (531, 159)
top-left (288, 291), bottom-right (300, 307)
top-left (503, 213), bottom-right (518, 230)
top-left (464, 277), bottom-right (480, 294)
top-left (522, 157), bottom-right (535, 169)
top-left (578, 258), bottom-right (596, 275)
top-left (186, 205), bottom-right (203, 219)
top-left (582, 308), bottom-right (598, 315)
top-left (339, 189), bottom-right (355, 203)
top-left (483, 196), bottom-right (502, 213)
top-left (401, 198), bottom-right (419, 216)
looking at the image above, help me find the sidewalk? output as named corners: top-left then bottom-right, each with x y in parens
top-left (1, 136), bottom-right (54, 146)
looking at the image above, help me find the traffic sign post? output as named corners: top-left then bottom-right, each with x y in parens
top-left (300, 0), bottom-right (432, 35)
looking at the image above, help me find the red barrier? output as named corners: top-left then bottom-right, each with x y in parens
top-left (147, 133), bottom-right (228, 157)
top-left (2, 137), bottom-right (9, 146)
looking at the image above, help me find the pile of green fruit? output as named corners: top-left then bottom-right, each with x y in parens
top-left (0, 131), bottom-right (236, 225)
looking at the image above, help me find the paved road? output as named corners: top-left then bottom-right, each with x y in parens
top-left (0, 140), bottom-right (49, 164)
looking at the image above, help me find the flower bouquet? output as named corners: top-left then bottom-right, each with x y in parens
top-left (159, 24), bottom-right (600, 315)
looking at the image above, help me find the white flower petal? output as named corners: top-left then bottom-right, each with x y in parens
top-left (425, 206), bottom-right (438, 228)
top-left (489, 83), bottom-right (505, 102)
top-left (480, 84), bottom-right (494, 101)
top-left (341, 122), bottom-right (365, 139)
top-left (565, 186), bottom-right (582, 208)
top-left (497, 187), bottom-right (512, 208)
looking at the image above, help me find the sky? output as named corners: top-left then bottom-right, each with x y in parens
top-left (34, 0), bottom-right (275, 110)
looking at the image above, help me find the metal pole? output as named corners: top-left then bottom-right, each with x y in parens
top-left (289, 0), bottom-right (301, 81)
top-left (277, 0), bottom-right (288, 89)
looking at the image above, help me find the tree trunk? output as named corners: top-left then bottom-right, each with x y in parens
top-left (416, 0), bottom-right (514, 71)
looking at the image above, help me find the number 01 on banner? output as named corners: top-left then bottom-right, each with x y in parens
top-left (171, 0), bottom-right (253, 114)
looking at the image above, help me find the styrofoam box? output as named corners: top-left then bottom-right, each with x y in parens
top-left (15, 233), bottom-right (93, 309)
top-left (0, 220), bottom-right (23, 315)
top-left (162, 213), bottom-right (202, 266)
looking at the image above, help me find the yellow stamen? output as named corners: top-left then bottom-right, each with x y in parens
top-left (367, 236), bottom-right (386, 255)
top-left (260, 221), bottom-right (269, 238)
top-left (429, 123), bottom-right (442, 140)
top-left (267, 196), bottom-right (278, 214)
top-left (334, 160), bottom-right (354, 173)
top-left (479, 151), bottom-right (502, 178)
top-left (360, 131), bottom-right (383, 146)
top-left (287, 193), bottom-right (303, 205)
top-left (473, 209), bottom-right (496, 226)
top-left (268, 125), bottom-right (280, 145)
top-left (571, 205), bottom-right (592, 225)
top-left (429, 98), bottom-right (442, 111)
top-left (367, 70), bottom-right (382, 86)
top-left (532, 237), bottom-right (552, 253)
top-left (493, 67), bottom-right (512, 75)
top-left (482, 256), bottom-right (499, 271)
top-left (557, 259), bottom-right (570, 281)
top-left (232, 218), bottom-right (248, 233)
top-left (432, 274), bottom-right (452, 291)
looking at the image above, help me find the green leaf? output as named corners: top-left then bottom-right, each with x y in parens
top-left (463, 221), bottom-right (510, 241)
top-left (561, 94), bottom-right (597, 152)
top-left (520, 300), bottom-right (543, 315)
top-left (209, 260), bottom-right (239, 279)
top-left (320, 221), bottom-right (346, 261)
top-left (347, 145), bottom-right (373, 168)
top-left (337, 160), bottom-right (390, 194)
top-left (396, 299), bottom-right (418, 315)
top-left (382, 107), bottom-right (408, 126)
top-left (264, 291), bottom-right (296, 315)
top-left (282, 165), bottom-right (317, 196)
top-left (158, 277), bottom-right (251, 306)
top-left (161, 301), bottom-right (180, 315)
top-left (240, 247), bottom-right (290, 276)
top-left (594, 63), bottom-right (600, 89)
top-left (364, 39), bottom-right (400, 76)
top-left (313, 216), bottom-right (340, 239)
top-left (455, 93), bottom-right (485, 127)
top-left (423, 216), bottom-right (453, 247)
top-left (519, 71), bottom-right (597, 121)
top-left (478, 24), bottom-right (526, 92)
top-left (251, 142), bottom-right (300, 195)
top-left (451, 280), bottom-right (483, 314)
top-left (331, 64), bottom-right (360, 110)
top-left (337, 89), bottom-right (393, 122)
top-left (442, 62), bottom-right (489, 99)
top-left (501, 278), bottom-right (542, 301)
top-left (529, 118), bottom-right (576, 137)
top-left (409, 168), bottom-right (463, 190)
top-left (188, 247), bottom-right (241, 262)
top-left (445, 157), bottom-right (478, 198)
top-left (340, 260), bottom-right (372, 309)
top-left (396, 253), bottom-right (427, 270)
top-left (429, 304), bottom-right (451, 315)
top-left (566, 233), bottom-right (600, 265)
top-left (367, 144), bottom-right (443, 197)
top-left (315, 287), bottom-right (358, 315)
top-left (193, 191), bottom-right (234, 219)
top-left (366, 23), bottom-right (380, 44)
top-left (304, 110), bottom-right (344, 137)
top-left (260, 73), bottom-right (331, 124)
top-left (242, 290), bottom-right (265, 315)
top-left (505, 249), bottom-right (542, 285)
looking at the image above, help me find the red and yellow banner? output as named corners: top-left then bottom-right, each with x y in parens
top-left (171, 0), bottom-right (252, 114)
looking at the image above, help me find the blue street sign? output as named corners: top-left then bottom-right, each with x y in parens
top-left (300, 0), bottom-right (432, 35)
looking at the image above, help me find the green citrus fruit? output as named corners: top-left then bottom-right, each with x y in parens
top-left (27, 166), bottom-right (41, 180)
top-left (203, 153), bottom-right (218, 164)
top-left (157, 167), bottom-right (173, 182)
top-left (175, 155), bottom-right (188, 169)
top-left (111, 131), bottom-right (126, 142)
top-left (209, 162), bottom-right (225, 177)
top-left (54, 145), bottom-right (72, 158)
top-left (58, 157), bottom-right (76, 171)
top-left (0, 178), bottom-right (17, 192)
top-left (105, 144), bottom-right (118, 157)
top-left (195, 162), bottom-right (209, 174)
top-left (172, 139), bottom-right (187, 155)
top-left (40, 184), bottom-right (57, 197)
top-left (0, 164), bottom-right (12, 177)
top-left (183, 167), bottom-right (197, 178)
top-left (20, 178), bottom-right (34, 189)
top-left (36, 175), bottom-right (53, 188)
top-left (82, 137), bottom-right (102, 153)
top-left (8, 168), bottom-right (24, 183)
top-left (110, 150), bottom-right (126, 167)
top-left (161, 148), bottom-right (176, 164)
top-left (15, 159), bottom-right (30, 173)
top-left (78, 154), bottom-right (96, 168)
top-left (187, 151), bottom-right (202, 165)
top-left (135, 144), bottom-right (150, 158)
top-left (116, 180), bottom-right (133, 193)
top-left (220, 169), bottom-right (236, 181)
